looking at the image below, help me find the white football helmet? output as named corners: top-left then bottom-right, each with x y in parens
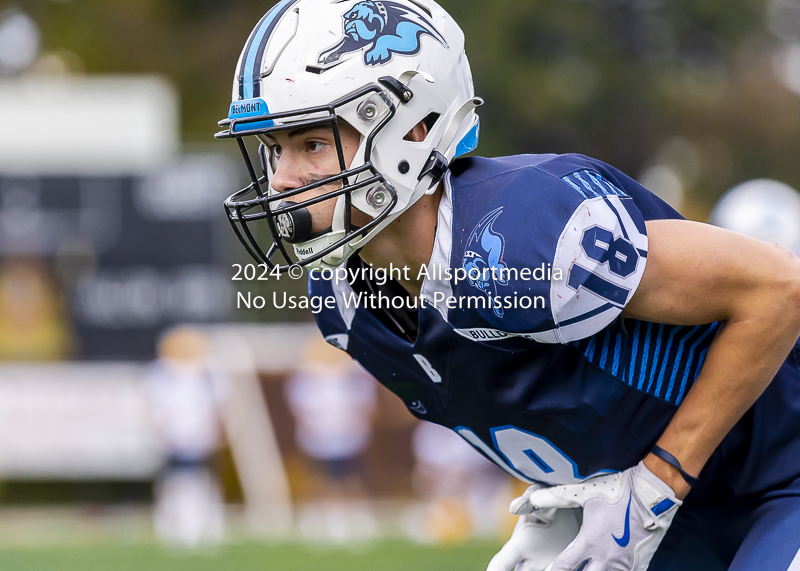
top-left (216, 0), bottom-right (481, 270)
top-left (710, 179), bottom-right (800, 256)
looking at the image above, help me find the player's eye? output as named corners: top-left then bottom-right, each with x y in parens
top-left (307, 141), bottom-right (327, 153)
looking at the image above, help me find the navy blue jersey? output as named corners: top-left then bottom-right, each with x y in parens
top-left (310, 153), bottom-right (800, 498)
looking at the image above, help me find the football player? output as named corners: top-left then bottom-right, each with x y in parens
top-left (216, 1), bottom-right (800, 569)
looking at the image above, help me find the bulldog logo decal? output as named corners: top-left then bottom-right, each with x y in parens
top-left (318, 0), bottom-right (446, 66)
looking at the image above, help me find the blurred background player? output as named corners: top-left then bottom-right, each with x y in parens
top-left (285, 336), bottom-right (377, 541)
top-left (145, 326), bottom-right (228, 547)
top-left (409, 421), bottom-right (513, 544)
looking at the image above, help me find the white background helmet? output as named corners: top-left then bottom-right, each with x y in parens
top-left (710, 179), bottom-right (800, 255)
top-left (217, 0), bottom-right (481, 269)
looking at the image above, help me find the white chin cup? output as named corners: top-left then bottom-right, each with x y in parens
top-left (291, 192), bottom-right (354, 269)
top-left (292, 230), bottom-right (349, 270)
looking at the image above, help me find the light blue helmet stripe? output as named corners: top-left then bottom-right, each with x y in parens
top-left (240, 0), bottom-right (297, 100)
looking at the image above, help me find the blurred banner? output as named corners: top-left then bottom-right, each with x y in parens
top-left (0, 363), bottom-right (163, 479)
top-left (0, 76), bottom-right (177, 175)
top-left (0, 76), bottom-right (239, 360)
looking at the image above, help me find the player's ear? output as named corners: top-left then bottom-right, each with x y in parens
top-left (403, 119), bottom-right (428, 142)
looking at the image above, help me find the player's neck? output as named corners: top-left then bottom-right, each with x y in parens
top-left (359, 183), bottom-right (442, 298)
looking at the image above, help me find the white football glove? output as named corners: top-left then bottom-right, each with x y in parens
top-left (486, 484), bottom-right (582, 571)
top-left (513, 462), bottom-right (681, 571)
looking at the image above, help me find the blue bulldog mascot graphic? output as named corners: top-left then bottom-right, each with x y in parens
top-left (318, 0), bottom-right (447, 66)
top-left (462, 207), bottom-right (509, 318)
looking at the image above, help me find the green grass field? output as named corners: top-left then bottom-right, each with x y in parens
top-left (0, 540), bottom-right (503, 571)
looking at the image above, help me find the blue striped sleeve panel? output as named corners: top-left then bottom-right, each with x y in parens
top-left (572, 320), bottom-right (721, 406)
top-left (561, 170), bottom-right (628, 199)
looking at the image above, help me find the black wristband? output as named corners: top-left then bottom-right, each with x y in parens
top-left (650, 445), bottom-right (700, 487)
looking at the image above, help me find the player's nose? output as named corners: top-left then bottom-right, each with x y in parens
top-left (270, 152), bottom-right (306, 194)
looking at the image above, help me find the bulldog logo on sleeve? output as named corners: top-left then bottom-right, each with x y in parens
top-left (462, 207), bottom-right (509, 318)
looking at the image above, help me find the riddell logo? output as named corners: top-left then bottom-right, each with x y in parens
top-left (296, 247), bottom-right (314, 255)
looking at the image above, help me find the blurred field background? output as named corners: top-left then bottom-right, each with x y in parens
top-left (1, 0), bottom-right (800, 567)
top-left (0, 541), bottom-right (502, 571)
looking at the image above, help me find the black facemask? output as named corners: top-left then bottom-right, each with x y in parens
top-left (216, 85), bottom-right (398, 271)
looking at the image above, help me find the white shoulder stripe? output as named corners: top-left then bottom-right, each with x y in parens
top-left (332, 277), bottom-right (356, 329)
top-left (420, 170), bottom-right (455, 322)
